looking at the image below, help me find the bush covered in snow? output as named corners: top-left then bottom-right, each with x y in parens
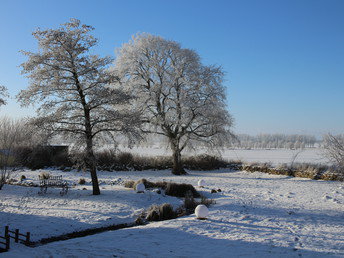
top-left (165, 183), bottom-right (200, 198)
top-left (124, 178), bottom-right (200, 198)
top-left (145, 203), bottom-right (176, 221)
top-left (124, 180), bottom-right (135, 188)
top-left (78, 178), bottom-right (86, 185)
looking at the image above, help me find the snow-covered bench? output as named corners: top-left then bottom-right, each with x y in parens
top-left (38, 175), bottom-right (68, 196)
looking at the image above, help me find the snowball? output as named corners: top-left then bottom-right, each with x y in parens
top-left (198, 179), bottom-right (205, 187)
top-left (195, 204), bottom-right (209, 219)
top-left (136, 183), bottom-right (145, 193)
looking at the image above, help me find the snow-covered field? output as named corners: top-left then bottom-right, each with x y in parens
top-left (120, 146), bottom-right (330, 165)
top-left (1, 168), bottom-right (343, 257)
top-left (221, 148), bottom-right (329, 165)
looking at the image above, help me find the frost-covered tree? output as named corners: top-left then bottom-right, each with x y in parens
top-left (17, 19), bottom-right (140, 195)
top-left (0, 117), bottom-right (19, 190)
top-left (114, 34), bottom-right (233, 175)
top-left (0, 85), bottom-right (9, 107)
top-left (323, 134), bottom-right (344, 168)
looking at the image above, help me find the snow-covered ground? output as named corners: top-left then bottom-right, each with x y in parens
top-left (1, 168), bottom-right (343, 257)
top-left (120, 146), bottom-right (330, 165)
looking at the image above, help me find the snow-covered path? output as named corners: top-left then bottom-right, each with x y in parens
top-left (1, 169), bottom-right (343, 257)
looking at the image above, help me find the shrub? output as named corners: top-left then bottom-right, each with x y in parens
top-left (200, 196), bottom-right (216, 207)
top-left (117, 152), bottom-right (133, 166)
top-left (184, 190), bottom-right (197, 211)
top-left (78, 178), bottom-right (86, 185)
top-left (146, 203), bottom-right (176, 221)
top-left (159, 203), bottom-right (176, 220)
top-left (165, 182), bottom-right (200, 198)
top-left (96, 149), bottom-right (116, 168)
top-left (124, 180), bottom-right (135, 188)
top-left (183, 154), bottom-right (228, 170)
top-left (321, 168), bottom-right (344, 181)
top-left (293, 164), bottom-right (321, 179)
top-left (14, 145), bottom-right (70, 169)
top-left (183, 191), bottom-right (215, 214)
top-left (146, 205), bottom-right (160, 221)
top-left (51, 151), bottom-right (71, 167)
top-left (133, 178), bottom-right (167, 190)
top-left (27, 146), bottom-right (53, 169)
top-left (131, 156), bottom-right (172, 170)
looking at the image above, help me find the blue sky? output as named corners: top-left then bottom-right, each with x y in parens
top-left (0, 0), bottom-right (343, 136)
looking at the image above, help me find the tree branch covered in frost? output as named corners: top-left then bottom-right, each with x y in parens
top-left (323, 134), bottom-right (344, 167)
top-left (0, 85), bottom-right (9, 107)
top-left (113, 33), bottom-right (234, 174)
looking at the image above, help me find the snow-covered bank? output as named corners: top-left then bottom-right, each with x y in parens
top-left (0, 170), bottom-right (182, 242)
top-left (1, 168), bottom-right (343, 257)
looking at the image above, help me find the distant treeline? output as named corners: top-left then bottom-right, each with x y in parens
top-left (231, 134), bottom-right (318, 149)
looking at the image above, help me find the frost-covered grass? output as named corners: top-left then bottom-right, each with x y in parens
top-left (1, 168), bottom-right (343, 257)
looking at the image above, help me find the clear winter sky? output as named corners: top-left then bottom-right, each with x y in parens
top-left (0, 0), bottom-right (343, 136)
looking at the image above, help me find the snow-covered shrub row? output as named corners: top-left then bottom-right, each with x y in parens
top-left (10, 147), bottom-right (229, 172)
top-left (240, 162), bottom-right (344, 181)
top-left (94, 151), bottom-right (228, 171)
top-left (14, 145), bottom-right (71, 169)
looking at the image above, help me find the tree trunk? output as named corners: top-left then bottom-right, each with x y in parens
top-left (171, 141), bottom-right (187, 175)
top-left (86, 137), bottom-right (100, 195)
top-left (74, 72), bottom-right (100, 195)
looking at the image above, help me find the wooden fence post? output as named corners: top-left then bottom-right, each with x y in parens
top-left (15, 229), bottom-right (19, 243)
top-left (4, 226), bottom-right (8, 238)
top-left (25, 232), bottom-right (30, 246)
top-left (6, 234), bottom-right (10, 250)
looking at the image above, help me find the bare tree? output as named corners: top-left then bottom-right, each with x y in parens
top-left (114, 34), bottom-right (234, 175)
top-left (0, 117), bottom-right (32, 189)
top-left (17, 19), bottom-right (140, 195)
top-left (0, 85), bottom-right (9, 107)
top-left (323, 134), bottom-right (344, 167)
